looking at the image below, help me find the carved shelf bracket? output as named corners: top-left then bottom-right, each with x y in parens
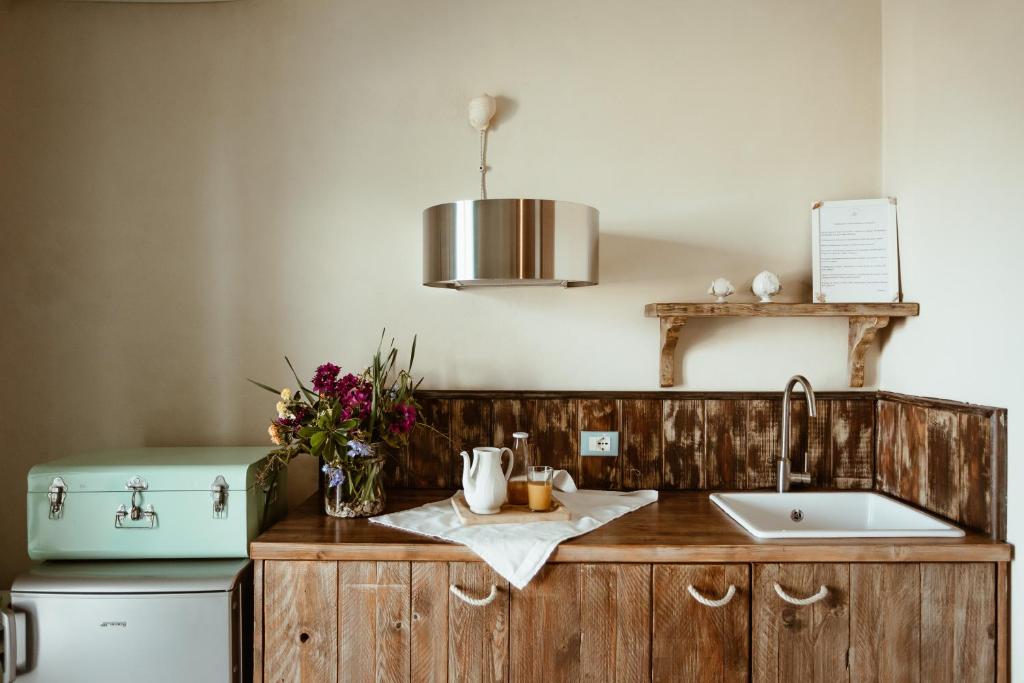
top-left (644, 302), bottom-right (918, 388)
top-left (659, 316), bottom-right (688, 388)
top-left (847, 315), bottom-right (890, 388)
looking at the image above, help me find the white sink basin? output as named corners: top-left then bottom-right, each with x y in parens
top-left (711, 491), bottom-right (965, 538)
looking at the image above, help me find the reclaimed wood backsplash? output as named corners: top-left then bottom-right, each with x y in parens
top-left (395, 390), bottom-right (1006, 539)
top-left (876, 392), bottom-right (1007, 540)
top-left (398, 391), bottom-right (876, 491)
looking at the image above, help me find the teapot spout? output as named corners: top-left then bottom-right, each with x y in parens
top-left (460, 451), bottom-right (475, 494)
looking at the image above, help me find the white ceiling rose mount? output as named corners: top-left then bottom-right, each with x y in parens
top-left (422, 94), bottom-right (599, 289)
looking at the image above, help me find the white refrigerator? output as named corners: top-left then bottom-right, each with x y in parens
top-left (1, 559), bottom-right (250, 683)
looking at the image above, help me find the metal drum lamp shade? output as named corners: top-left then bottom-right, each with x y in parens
top-left (422, 198), bottom-right (599, 288)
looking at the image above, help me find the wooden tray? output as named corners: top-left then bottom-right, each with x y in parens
top-left (451, 491), bottom-right (571, 525)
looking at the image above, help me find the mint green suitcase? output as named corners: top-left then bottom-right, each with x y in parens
top-left (27, 447), bottom-right (287, 560)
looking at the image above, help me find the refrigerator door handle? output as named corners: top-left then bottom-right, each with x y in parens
top-left (0, 606), bottom-right (18, 682)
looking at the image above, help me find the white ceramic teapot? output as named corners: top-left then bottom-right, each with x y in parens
top-left (460, 446), bottom-right (514, 514)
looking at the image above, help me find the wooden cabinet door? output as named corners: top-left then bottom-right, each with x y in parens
top-left (411, 563), bottom-right (450, 682)
top-left (509, 563), bottom-right (651, 683)
top-left (262, 561), bottom-right (339, 683)
top-left (848, 562), bottom-right (996, 682)
top-left (580, 564), bottom-right (652, 682)
top-left (448, 562), bottom-right (510, 683)
top-left (652, 564), bottom-right (749, 682)
top-left (755, 562), bottom-right (997, 683)
top-left (752, 563), bottom-right (850, 683)
top-left (849, 563), bottom-right (921, 682)
top-left (338, 561), bottom-right (412, 683)
top-left (919, 563), bottom-right (996, 682)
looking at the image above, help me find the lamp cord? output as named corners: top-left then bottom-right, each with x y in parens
top-left (479, 129), bottom-right (488, 200)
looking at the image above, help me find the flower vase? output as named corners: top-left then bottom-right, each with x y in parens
top-left (323, 446), bottom-right (387, 518)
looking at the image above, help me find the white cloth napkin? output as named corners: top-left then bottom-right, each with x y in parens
top-left (370, 473), bottom-right (657, 589)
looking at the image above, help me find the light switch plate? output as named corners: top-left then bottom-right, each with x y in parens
top-left (580, 431), bottom-right (619, 457)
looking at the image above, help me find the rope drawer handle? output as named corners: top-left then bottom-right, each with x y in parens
top-left (449, 584), bottom-right (498, 607)
top-left (773, 583), bottom-right (829, 606)
top-left (686, 584), bottom-right (737, 608)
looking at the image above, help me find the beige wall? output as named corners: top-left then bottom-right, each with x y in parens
top-left (880, 0), bottom-right (1024, 665)
top-left (0, 0), bottom-right (882, 585)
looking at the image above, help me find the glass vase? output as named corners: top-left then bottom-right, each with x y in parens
top-left (323, 446), bottom-right (386, 518)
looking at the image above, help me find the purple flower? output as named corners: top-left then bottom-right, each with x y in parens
top-left (347, 440), bottom-right (372, 458)
top-left (390, 403), bottom-right (417, 435)
top-left (321, 464), bottom-right (345, 488)
top-left (312, 363), bottom-right (342, 395)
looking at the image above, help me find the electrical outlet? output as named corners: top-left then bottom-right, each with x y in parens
top-left (580, 431), bottom-right (619, 457)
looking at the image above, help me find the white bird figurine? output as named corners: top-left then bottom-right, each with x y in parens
top-left (751, 271), bottom-right (782, 302)
top-left (707, 278), bottom-right (735, 303)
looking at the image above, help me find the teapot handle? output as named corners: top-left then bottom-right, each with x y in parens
top-left (500, 447), bottom-right (514, 481)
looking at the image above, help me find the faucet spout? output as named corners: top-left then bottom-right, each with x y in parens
top-left (778, 375), bottom-right (816, 493)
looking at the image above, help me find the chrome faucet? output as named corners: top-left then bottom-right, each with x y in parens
top-left (777, 375), bottom-right (816, 493)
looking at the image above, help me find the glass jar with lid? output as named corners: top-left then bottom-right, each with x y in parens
top-left (507, 431), bottom-right (531, 505)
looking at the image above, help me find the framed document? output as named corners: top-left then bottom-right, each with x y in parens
top-left (811, 197), bottom-right (901, 303)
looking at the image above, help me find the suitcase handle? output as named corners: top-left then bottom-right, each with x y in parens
top-left (114, 503), bottom-right (157, 529)
top-left (113, 485), bottom-right (158, 529)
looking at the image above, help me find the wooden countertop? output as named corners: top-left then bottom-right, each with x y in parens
top-left (250, 490), bottom-right (1012, 563)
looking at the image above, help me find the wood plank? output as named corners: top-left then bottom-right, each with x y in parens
top-left (704, 400), bottom-right (746, 488)
top-left (525, 399), bottom-right (580, 481)
top-left (745, 399), bottom-right (780, 489)
top-left (251, 491), bottom-right (1012, 564)
top-left (847, 315), bottom-right (889, 388)
top-left (578, 398), bottom-right (621, 489)
top-left (253, 560), bottom-right (264, 683)
top-left (448, 563), bottom-right (509, 683)
top-left (663, 399), bottom-right (704, 489)
top-left (411, 563), bottom-right (448, 683)
top-left (752, 563), bottom-right (850, 683)
top-left (875, 399), bottom-right (900, 496)
top-left (264, 561), bottom-right (338, 683)
top-left (581, 564), bottom-right (651, 682)
top-left (788, 397), bottom-right (832, 487)
top-left (510, 564), bottom-right (582, 681)
top-left (338, 561), bottom-right (410, 683)
top-left (491, 398), bottom-right (523, 447)
top-left (450, 399), bottom-right (494, 488)
top-left (997, 562), bottom-right (1010, 683)
top-left (994, 410), bottom-right (1008, 540)
top-left (493, 398), bottom-right (581, 478)
top-left (621, 398), bottom-right (661, 489)
top-left (898, 403), bottom-right (928, 506)
top-left (653, 564), bottom-right (749, 682)
top-left (645, 302), bottom-right (920, 317)
top-left (420, 389), bottom-right (887, 402)
top-left (831, 399), bottom-right (874, 489)
top-left (925, 408), bottom-right (960, 519)
top-left (849, 563), bottom-right (920, 682)
top-left (958, 411), bottom-right (994, 535)
top-left (921, 563), bottom-right (996, 682)
top-left (659, 316), bottom-right (687, 387)
top-left (408, 398), bottom-right (451, 488)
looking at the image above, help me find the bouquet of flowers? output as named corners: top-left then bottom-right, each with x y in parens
top-left (251, 332), bottom-right (423, 517)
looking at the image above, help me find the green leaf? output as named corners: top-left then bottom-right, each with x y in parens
top-left (310, 432), bottom-right (327, 450)
top-left (247, 378), bottom-right (282, 395)
top-left (284, 356), bottom-right (319, 405)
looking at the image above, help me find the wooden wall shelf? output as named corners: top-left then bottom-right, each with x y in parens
top-left (644, 302), bottom-right (920, 388)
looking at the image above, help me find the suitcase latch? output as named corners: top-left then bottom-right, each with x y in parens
top-left (48, 476), bottom-right (67, 520)
top-left (211, 475), bottom-right (229, 518)
top-left (114, 476), bottom-right (156, 529)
